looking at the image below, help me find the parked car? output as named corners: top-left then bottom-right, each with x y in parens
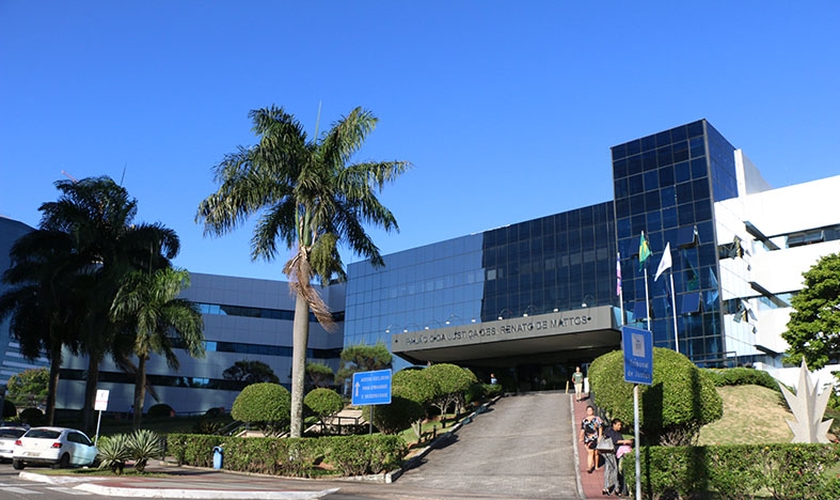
top-left (0, 426), bottom-right (29, 462)
top-left (12, 427), bottom-right (99, 470)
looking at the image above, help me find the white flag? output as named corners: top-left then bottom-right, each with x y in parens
top-left (654, 242), bottom-right (672, 281)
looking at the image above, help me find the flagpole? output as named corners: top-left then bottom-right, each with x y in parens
top-left (644, 265), bottom-right (651, 331)
top-left (618, 252), bottom-right (625, 326)
top-left (669, 270), bottom-right (679, 353)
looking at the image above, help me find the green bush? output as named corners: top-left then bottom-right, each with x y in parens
top-left (147, 403), bottom-right (174, 418)
top-left (362, 392), bottom-right (425, 435)
top-left (589, 348), bottom-right (723, 445)
top-left (625, 444), bottom-right (840, 500)
top-left (703, 367), bottom-right (780, 390)
top-left (231, 382), bottom-right (291, 437)
top-left (166, 433), bottom-right (407, 478)
top-left (304, 388), bottom-right (344, 433)
top-left (2, 399), bottom-right (16, 418)
top-left (483, 383), bottom-right (502, 398)
top-left (19, 407), bottom-right (45, 426)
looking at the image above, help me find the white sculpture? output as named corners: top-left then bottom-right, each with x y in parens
top-left (778, 360), bottom-right (834, 444)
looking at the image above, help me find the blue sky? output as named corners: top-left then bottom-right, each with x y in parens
top-left (2, 2), bottom-right (838, 281)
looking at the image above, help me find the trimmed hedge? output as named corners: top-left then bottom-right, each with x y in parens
top-left (703, 367), bottom-right (780, 391)
top-left (167, 433), bottom-right (407, 477)
top-left (625, 443), bottom-right (840, 500)
top-left (231, 382), bottom-right (291, 436)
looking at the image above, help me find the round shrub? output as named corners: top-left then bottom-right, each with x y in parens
top-left (589, 347), bottom-right (723, 445)
top-left (362, 386), bottom-right (425, 435)
top-left (304, 388), bottom-right (344, 431)
top-left (19, 407), bottom-right (45, 426)
top-left (3, 399), bottom-right (16, 418)
top-left (147, 403), bottom-right (174, 418)
top-left (393, 368), bottom-right (439, 407)
top-left (231, 382), bottom-right (291, 436)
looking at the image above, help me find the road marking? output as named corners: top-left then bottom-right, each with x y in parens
top-left (45, 486), bottom-right (91, 495)
top-left (4, 486), bottom-right (43, 494)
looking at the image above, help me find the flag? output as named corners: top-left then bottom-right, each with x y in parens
top-left (616, 252), bottom-right (622, 296)
top-left (654, 242), bottom-right (672, 281)
top-left (638, 231), bottom-right (651, 270)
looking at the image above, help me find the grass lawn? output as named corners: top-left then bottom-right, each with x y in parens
top-left (698, 385), bottom-right (794, 445)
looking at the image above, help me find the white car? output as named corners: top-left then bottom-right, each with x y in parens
top-left (0, 426), bottom-right (28, 462)
top-left (12, 427), bottom-right (99, 470)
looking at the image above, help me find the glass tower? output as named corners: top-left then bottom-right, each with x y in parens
top-left (612, 119), bottom-right (735, 365)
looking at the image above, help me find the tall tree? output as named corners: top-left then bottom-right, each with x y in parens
top-left (223, 360), bottom-right (280, 386)
top-left (0, 229), bottom-right (86, 425)
top-left (37, 176), bottom-right (180, 433)
top-left (111, 267), bottom-right (205, 429)
top-left (197, 105), bottom-right (410, 437)
top-left (783, 253), bottom-right (840, 370)
top-left (335, 342), bottom-right (392, 392)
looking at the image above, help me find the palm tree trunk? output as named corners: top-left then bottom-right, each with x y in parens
top-left (81, 355), bottom-right (100, 435)
top-left (45, 351), bottom-right (62, 426)
top-left (133, 355), bottom-right (146, 430)
top-left (290, 292), bottom-right (310, 438)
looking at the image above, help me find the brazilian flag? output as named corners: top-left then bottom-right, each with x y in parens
top-left (639, 231), bottom-right (651, 271)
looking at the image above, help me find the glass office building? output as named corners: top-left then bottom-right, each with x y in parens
top-left (613, 119), bottom-right (736, 364)
top-left (346, 119), bottom-right (750, 375)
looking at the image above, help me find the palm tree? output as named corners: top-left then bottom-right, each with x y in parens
top-left (110, 267), bottom-right (205, 429)
top-left (0, 230), bottom-right (86, 425)
top-left (37, 176), bottom-right (180, 432)
top-left (197, 105), bottom-right (410, 437)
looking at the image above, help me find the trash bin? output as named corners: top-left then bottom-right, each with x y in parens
top-left (212, 446), bottom-right (223, 469)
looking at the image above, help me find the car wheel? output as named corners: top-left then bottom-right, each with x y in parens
top-left (52, 453), bottom-right (70, 469)
top-left (12, 459), bottom-right (25, 470)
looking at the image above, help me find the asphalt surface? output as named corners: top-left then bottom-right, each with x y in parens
top-left (15, 391), bottom-right (583, 500)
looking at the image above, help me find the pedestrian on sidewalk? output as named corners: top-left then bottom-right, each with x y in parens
top-left (579, 405), bottom-right (603, 473)
top-left (600, 418), bottom-right (633, 496)
top-left (572, 367), bottom-right (585, 401)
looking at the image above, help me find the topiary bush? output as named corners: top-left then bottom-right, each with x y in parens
top-left (304, 388), bottom-right (344, 434)
top-left (589, 348), bottom-right (723, 446)
top-left (231, 382), bottom-right (291, 437)
top-left (19, 407), bottom-right (45, 426)
top-left (424, 364), bottom-right (475, 420)
top-left (362, 390), bottom-right (425, 435)
top-left (147, 403), bottom-right (174, 418)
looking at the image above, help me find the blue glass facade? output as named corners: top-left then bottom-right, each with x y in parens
top-left (613, 119), bottom-right (735, 365)
top-left (345, 203), bottom-right (618, 368)
top-left (345, 119), bottom-right (738, 369)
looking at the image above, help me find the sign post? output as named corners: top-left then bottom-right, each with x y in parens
top-left (351, 369), bottom-right (392, 435)
top-left (622, 326), bottom-right (653, 500)
top-left (93, 389), bottom-right (109, 445)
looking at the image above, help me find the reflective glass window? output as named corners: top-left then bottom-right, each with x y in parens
top-left (675, 161), bottom-right (691, 183)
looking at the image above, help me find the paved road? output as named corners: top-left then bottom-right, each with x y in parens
top-left (394, 391), bottom-right (581, 499)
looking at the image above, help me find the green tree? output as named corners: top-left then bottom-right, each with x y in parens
top-left (425, 364), bottom-right (476, 423)
top-left (588, 348), bottom-right (723, 446)
top-left (783, 253), bottom-right (840, 370)
top-left (223, 360), bottom-right (280, 386)
top-left (305, 362), bottom-right (334, 390)
top-left (110, 267), bottom-right (205, 429)
top-left (336, 342), bottom-right (393, 391)
top-left (0, 230), bottom-right (85, 424)
top-left (197, 106), bottom-right (410, 437)
top-left (231, 382), bottom-right (292, 437)
top-left (392, 368), bottom-right (439, 439)
top-left (5, 368), bottom-right (49, 407)
top-left (37, 176), bottom-right (180, 433)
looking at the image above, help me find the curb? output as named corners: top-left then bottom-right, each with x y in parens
top-left (72, 483), bottom-right (339, 499)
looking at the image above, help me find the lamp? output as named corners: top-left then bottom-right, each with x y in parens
top-left (498, 308), bottom-right (513, 320)
top-left (523, 305), bottom-right (537, 317)
top-left (444, 314), bottom-right (463, 326)
top-left (581, 294), bottom-right (595, 309)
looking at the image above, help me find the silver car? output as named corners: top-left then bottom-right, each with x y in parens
top-left (0, 426), bottom-right (28, 462)
top-left (12, 427), bottom-right (99, 470)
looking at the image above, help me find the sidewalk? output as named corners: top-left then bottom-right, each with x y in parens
top-left (571, 396), bottom-right (615, 498)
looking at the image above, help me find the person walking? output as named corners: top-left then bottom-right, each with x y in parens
top-left (600, 418), bottom-right (633, 496)
top-left (579, 405), bottom-right (603, 473)
top-left (572, 366), bottom-right (585, 401)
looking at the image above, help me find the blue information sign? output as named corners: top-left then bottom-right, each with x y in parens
top-left (351, 369), bottom-right (392, 406)
top-left (622, 326), bottom-right (653, 385)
